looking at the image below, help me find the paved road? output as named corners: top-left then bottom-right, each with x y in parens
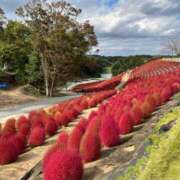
top-left (0, 94), bottom-right (80, 123)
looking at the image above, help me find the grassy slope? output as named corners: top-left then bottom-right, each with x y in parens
top-left (119, 107), bottom-right (180, 180)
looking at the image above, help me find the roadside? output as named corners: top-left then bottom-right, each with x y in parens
top-left (0, 86), bottom-right (80, 123)
top-left (0, 86), bottom-right (38, 109)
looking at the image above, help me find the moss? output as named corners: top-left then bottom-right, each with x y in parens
top-left (119, 107), bottom-right (180, 180)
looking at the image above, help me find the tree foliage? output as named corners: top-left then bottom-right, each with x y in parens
top-left (111, 55), bottom-right (152, 75)
top-left (0, 21), bottom-right (34, 84)
top-left (16, 0), bottom-right (97, 96)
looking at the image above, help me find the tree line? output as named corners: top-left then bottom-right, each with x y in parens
top-left (0, 0), bottom-right (102, 96)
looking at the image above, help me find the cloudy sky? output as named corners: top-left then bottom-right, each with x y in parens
top-left (1, 0), bottom-right (180, 56)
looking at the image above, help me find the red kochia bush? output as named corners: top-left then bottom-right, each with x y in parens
top-left (43, 132), bottom-right (69, 171)
top-left (74, 105), bottom-right (83, 114)
top-left (80, 131), bottom-right (101, 163)
top-left (172, 82), bottom-right (180, 93)
top-left (12, 134), bottom-right (26, 154)
top-left (86, 116), bottom-right (101, 136)
top-left (56, 131), bottom-right (69, 150)
top-left (17, 116), bottom-right (31, 137)
top-left (100, 115), bottom-right (119, 147)
top-left (145, 95), bottom-right (156, 109)
top-left (76, 118), bottom-right (88, 133)
top-left (80, 100), bottom-right (89, 109)
top-left (2, 134), bottom-right (26, 155)
top-left (54, 112), bottom-right (69, 126)
top-left (30, 115), bottom-right (44, 128)
top-left (45, 118), bottom-right (57, 136)
top-left (28, 126), bottom-right (45, 146)
top-left (131, 106), bottom-right (142, 125)
top-left (152, 92), bottom-right (161, 106)
top-left (43, 150), bottom-right (83, 180)
top-left (118, 112), bottom-right (133, 135)
top-left (161, 87), bottom-right (173, 103)
top-left (17, 116), bottom-right (30, 129)
top-left (67, 128), bottom-right (84, 153)
top-left (0, 140), bottom-right (18, 165)
top-left (140, 101), bottom-right (153, 118)
top-left (19, 123), bottom-right (31, 137)
top-left (2, 118), bottom-right (16, 135)
top-left (0, 123), bottom-right (2, 136)
top-left (43, 145), bottom-right (59, 171)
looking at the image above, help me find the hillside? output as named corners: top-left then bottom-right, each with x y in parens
top-left (0, 58), bottom-right (179, 180)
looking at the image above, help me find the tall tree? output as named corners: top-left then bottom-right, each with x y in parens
top-left (16, 0), bottom-right (97, 96)
top-left (0, 7), bottom-right (5, 29)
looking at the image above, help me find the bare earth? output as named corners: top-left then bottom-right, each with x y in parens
top-left (0, 87), bottom-right (38, 108)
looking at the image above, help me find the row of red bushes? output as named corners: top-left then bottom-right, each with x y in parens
top-left (71, 74), bottom-right (123, 92)
top-left (71, 59), bottom-right (180, 93)
top-left (0, 90), bottom-right (116, 165)
top-left (42, 69), bottom-right (180, 180)
top-left (131, 59), bottom-right (180, 80)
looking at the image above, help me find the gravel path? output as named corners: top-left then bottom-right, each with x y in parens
top-left (0, 94), bottom-right (79, 123)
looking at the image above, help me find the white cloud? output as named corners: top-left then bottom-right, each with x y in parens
top-left (1, 0), bottom-right (180, 56)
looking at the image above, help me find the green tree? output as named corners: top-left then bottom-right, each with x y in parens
top-left (112, 55), bottom-right (151, 75)
top-left (0, 21), bottom-right (34, 84)
top-left (16, 0), bottom-right (97, 96)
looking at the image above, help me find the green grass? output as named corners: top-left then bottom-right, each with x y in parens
top-left (119, 107), bottom-right (180, 180)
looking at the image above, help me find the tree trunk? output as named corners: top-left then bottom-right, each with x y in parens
top-left (40, 54), bottom-right (50, 97)
top-left (49, 78), bottom-right (54, 97)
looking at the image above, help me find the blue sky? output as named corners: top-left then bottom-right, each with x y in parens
top-left (1, 0), bottom-right (180, 56)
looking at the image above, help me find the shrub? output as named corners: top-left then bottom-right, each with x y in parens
top-left (0, 140), bottom-right (18, 165)
top-left (56, 131), bottom-right (69, 150)
top-left (0, 123), bottom-right (2, 137)
top-left (145, 95), bottom-right (156, 109)
top-left (80, 100), bottom-right (89, 109)
top-left (28, 126), bottom-right (45, 146)
top-left (140, 101), bottom-right (153, 118)
top-left (2, 118), bottom-right (16, 135)
top-left (161, 87), bottom-right (173, 103)
top-left (43, 150), bottom-right (83, 180)
top-left (54, 112), bottom-right (69, 126)
top-left (30, 115), bottom-right (44, 128)
top-left (172, 82), bottom-right (180, 93)
top-left (16, 116), bottom-right (30, 129)
top-left (152, 92), bottom-right (161, 106)
top-left (5, 134), bottom-right (26, 155)
top-left (118, 112), bottom-right (133, 134)
top-left (100, 115), bottom-right (119, 147)
top-left (131, 106), bottom-right (142, 125)
top-left (18, 123), bottom-right (31, 137)
top-left (42, 144), bottom-right (61, 171)
top-left (80, 132), bottom-right (101, 162)
top-left (67, 128), bottom-right (84, 153)
top-left (86, 116), bottom-right (101, 136)
top-left (45, 118), bottom-right (57, 136)
top-left (76, 118), bottom-right (88, 133)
